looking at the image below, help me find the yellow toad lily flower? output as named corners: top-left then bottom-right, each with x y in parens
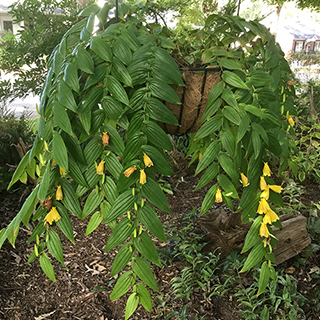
top-left (269, 185), bottom-right (283, 193)
top-left (259, 222), bottom-right (271, 238)
top-left (45, 207), bottom-right (61, 225)
top-left (96, 160), bottom-right (105, 175)
top-left (215, 189), bottom-right (223, 203)
top-left (59, 166), bottom-right (66, 176)
top-left (124, 166), bottom-right (137, 177)
top-left (143, 153), bottom-right (153, 167)
top-left (263, 209), bottom-right (279, 224)
top-left (102, 132), bottom-right (109, 147)
top-left (263, 162), bottom-right (272, 177)
top-left (260, 176), bottom-right (267, 191)
top-left (287, 115), bottom-right (295, 126)
top-left (199, 153), bottom-right (202, 160)
top-left (257, 198), bottom-right (271, 214)
top-left (260, 187), bottom-right (270, 200)
top-left (240, 173), bottom-right (249, 187)
top-left (140, 169), bottom-right (147, 185)
top-left (56, 186), bottom-right (63, 201)
top-left (52, 159), bottom-right (56, 166)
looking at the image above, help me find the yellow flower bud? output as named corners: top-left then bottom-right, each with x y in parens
top-left (240, 173), bottom-right (249, 187)
top-left (260, 187), bottom-right (270, 200)
top-left (123, 166), bottom-right (136, 177)
top-left (59, 166), bottom-right (66, 176)
top-left (52, 159), bottom-right (56, 166)
top-left (260, 176), bottom-right (267, 191)
top-left (259, 222), bottom-right (271, 238)
top-left (269, 185), bottom-right (283, 193)
top-left (96, 160), bottom-right (105, 175)
top-left (140, 169), bottom-right (147, 185)
top-left (199, 153), bottom-right (202, 160)
top-left (263, 209), bottom-right (279, 224)
top-left (287, 115), bottom-right (295, 126)
top-left (45, 207), bottom-right (61, 225)
top-left (215, 189), bottom-right (223, 203)
top-left (263, 162), bottom-right (271, 177)
top-left (102, 132), bottom-right (109, 147)
top-left (257, 198), bottom-right (271, 214)
top-left (143, 153), bottom-right (153, 167)
top-left (56, 185), bottom-right (63, 201)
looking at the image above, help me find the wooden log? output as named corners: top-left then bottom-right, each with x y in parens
top-left (197, 210), bottom-right (311, 264)
top-left (273, 215), bottom-right (311, 265)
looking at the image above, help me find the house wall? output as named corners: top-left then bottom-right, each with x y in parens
top-left (0, 12), bottom-right (23, 35)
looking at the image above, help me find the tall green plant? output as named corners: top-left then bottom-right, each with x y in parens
top-left (0, 2), bottom-right (296, 318)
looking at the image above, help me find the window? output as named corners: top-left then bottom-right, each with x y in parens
top-left (314, 41), bottom-right (320, 52)
top-left (294, 41), bottom-right (304, 52)
top-left (3, 21), bottom-right (13, 32)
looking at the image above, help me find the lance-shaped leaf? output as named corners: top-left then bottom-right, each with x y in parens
top-left (200, 184), bottom-right (219, 216)
top-left (217, 174), bottom-right (239, 199)
top-left (137, 203), bottom-right (166, 243)
top-left (104, 152), bottom-right (123, 180)
top-left (141, 178), bottom-right (171, 213)
top-left (218, 153), bottom-right (239, 185)
top-left (196, 141), bottom-right (221, 175)
top-left (113, 37), bottom-right (132, 65)
top-left (7, 150), bottom-right (30, 190)
top-left (132, 257), bottom-right (158, 292)
top-left (102, 96), bottom-right (123, 122)
top-left (195, 114), bottom-right (223, 140)
top-left (46, 228), bottom-right (64, 264)
top-left (79, 111), bottom-right (91, 134)
top-left (105, 190), bottom-right (135, 223)
top-left (39, 252), bottom-right (56, 282)
top-left (221, 88), bottom-right (239, 111)
top-left (134, 283), bottom-right (152, 312)
top-left (222, 70), bottom-right (249, 90)
top-left (145, 97), bottom-right (179, 125)
top-left (106, 75), bottom-right (129, 106)
top-left (143, 120), bottom-right (173, 151)
top-left (84, 137), bottom-right (104, 165)
top-left (86, 211), bottom-right (103, 236)
top-left (105, 217), bottom-right (135, 252)
top-left (122, 133), bottom-right (147, 164)
top-left (63, 62), bottom-right (79, 93)
top-left (111, 242), bottom-right (135, 277)
top-left (63, 134), bottom-right (86, 165)
top-left (53, 100), bottom-right (74, 136)
top-left (102, 177), bottom-right (118, 205)
top-left (105, 123), bottom-right (125, 157)
top-left (53, 131), bottom-right (68, 171)
top-left (58, 80), bottom-right (77, 113)
top-left (90, 36), bottom-right (112, 62)
top-left (75, 45), bottom-right (94, 74)
top-left (149, 79), bottom-right (181, 104)
top-left (68, 156), bottom-right (88, 188)
top-left (77, 86), bottom-right (103, 115)
top-left (38, 161), bottom-right (51, 202)
top-left (258, 261), bottom-right (271, 295)
top-left (82, 189), bottom-right (104, 219)
top-left (111, 57), bottom-right (132, 87)
top-left (223, 106), bottom-right (241, 125)
top-left (54, 202), bottom-right (75, 244)
top-left (125, 293), bottom-right (139, 320)
top-left (134, 231), bottom-right (161, 266)
top-left (110, 271), bottom-right (136, 300)
top-left (195, 162), bottom-right (219, 191)
top-left (60, 179), bottom-right (82, 218)
top-left (242, 215), bottom-right (263, 253)
top-left (241, 241), bottom-right (265, 272)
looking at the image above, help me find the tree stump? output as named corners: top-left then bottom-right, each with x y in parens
top-left (197, 209), bottom-right (311, 265)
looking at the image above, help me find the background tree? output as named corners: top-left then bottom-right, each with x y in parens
top-left (0, 0), bottom-right (87, 103)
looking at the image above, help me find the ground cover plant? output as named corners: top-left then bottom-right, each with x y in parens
top-left (0, 1), bottom-right (299, 319)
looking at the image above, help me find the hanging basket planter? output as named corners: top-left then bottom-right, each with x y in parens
top-left (160, 69), bottom-right (221, 135)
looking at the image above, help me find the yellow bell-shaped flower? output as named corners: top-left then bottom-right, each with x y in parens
top-left (259, 222), bottom-right (271, 238)
top-left (45, 207), bottom-right (61, 225)
top-left (143, 153), bottom-right (153, 167)
top-left (102, 132), bottom-right (109, 147)
top-left (240, 173), bottom-right (249, 187)
top-left (263, 162), bottom-right (272, 177)
top-left (97, 160), bottom-right (105, 175)
top-left (56, 185), bottom-right (63, 201)
top-left (215, 189), bottom-right (223, 203)
top-left (257, 198), bottom-right (271, 214)
top-left (124, 166), bottom-right (136, 177)
top-left (140, 169), bottom-right (147, 185)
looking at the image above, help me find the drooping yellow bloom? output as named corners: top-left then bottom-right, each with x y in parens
top-left (260, 176), bottom-right (267, 191)
top-left (52, 159), bottom-right (56, 166)
top-left (215, 189), bottom-right (223, 203)
top-left (257, 198), bottom-right (271, 214)
top-left (240, 173), bottom-right (249, 187)
top-left (102, 132), bottom-right (109, 147)
top-left (97, 160), bottom-right (105, 175)
top-left (59, 166), bottom-right (66, 176)
top-left (140, 169), bottom-right (147, 185)
top-left (199, 153), bottom-right (202, 160)
top-left (263, 162), bottom-right (272, 177)
top-left (287, 115), bottom-right (295, 126)
top-left (263, 209), bottom-right (279, 224)
top-left (45, 207), bottom-right (61, 225)
top-left (260, 187), bottom-right (270, 200)
top-left (124, 166), bottom-right (137, 177)
top-left (269, 185), bottom-right (283, 193)
top-left (259, 222), bottom-right (271, 238)
top-left (143, 153), bottom-right (153, 167)
top-left (56, 186), bottom-right (63, 201)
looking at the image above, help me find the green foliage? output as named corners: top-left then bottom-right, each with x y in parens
top-left (0, 106), bottom-right (35, 191)
top-left (0, 2), bottom-right (297, 318)
top-left (0, 0), bottom-right (84, 102)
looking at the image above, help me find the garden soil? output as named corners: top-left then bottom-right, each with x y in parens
top-left (0, 170), bottom-right (320, 320)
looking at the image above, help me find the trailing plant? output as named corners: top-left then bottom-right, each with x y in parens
top-left (0, 1), bottom-right (297, 318)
